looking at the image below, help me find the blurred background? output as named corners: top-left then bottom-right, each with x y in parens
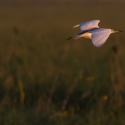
top-left (0, 0), bottom-right (125, 125)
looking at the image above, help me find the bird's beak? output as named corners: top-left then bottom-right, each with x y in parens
top-left (118, 30), bottom-right (123, 32)
top-left (65, 37), bottom-right (72, 40)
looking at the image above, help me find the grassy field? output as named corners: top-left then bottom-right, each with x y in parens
top-left (0, 1), bottom-right (125, 125)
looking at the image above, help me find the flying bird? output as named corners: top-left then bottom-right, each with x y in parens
top-left (66, 20), bottom-right (122, 47)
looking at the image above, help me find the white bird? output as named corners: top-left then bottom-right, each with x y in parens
top-left (66, 20), bottom-right (122, 47)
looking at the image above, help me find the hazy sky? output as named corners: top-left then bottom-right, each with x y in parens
top-left (1, 0), bottom-right (125, 2)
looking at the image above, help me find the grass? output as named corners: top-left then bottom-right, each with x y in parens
top-left (0, 1), bottom-right (125, 125)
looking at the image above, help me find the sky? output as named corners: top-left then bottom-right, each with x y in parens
top-left (0, 0), bottom-right (125, 2)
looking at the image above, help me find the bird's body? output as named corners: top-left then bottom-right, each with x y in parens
top-left (66, 20), bottom-right (122, 47)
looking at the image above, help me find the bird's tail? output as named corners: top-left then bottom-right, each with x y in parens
top-left (73, 24), bottom-right (80, 28)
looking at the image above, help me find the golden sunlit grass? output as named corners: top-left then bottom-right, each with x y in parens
top-left (0, 1), bottom-right (125, 125)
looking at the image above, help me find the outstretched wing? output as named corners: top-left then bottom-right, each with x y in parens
top-left (73, 20), bottom-right (100, 31)
top-left (90, 28), bottom-right (111, 47)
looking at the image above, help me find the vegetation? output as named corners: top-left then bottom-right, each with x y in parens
top-left (0, 2), bottom-right (125, 125)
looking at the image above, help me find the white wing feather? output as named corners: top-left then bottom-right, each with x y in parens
top-left (90, 29), bottom-right (111, 47)
top-left (73, 20), bottom-right (100, 31)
